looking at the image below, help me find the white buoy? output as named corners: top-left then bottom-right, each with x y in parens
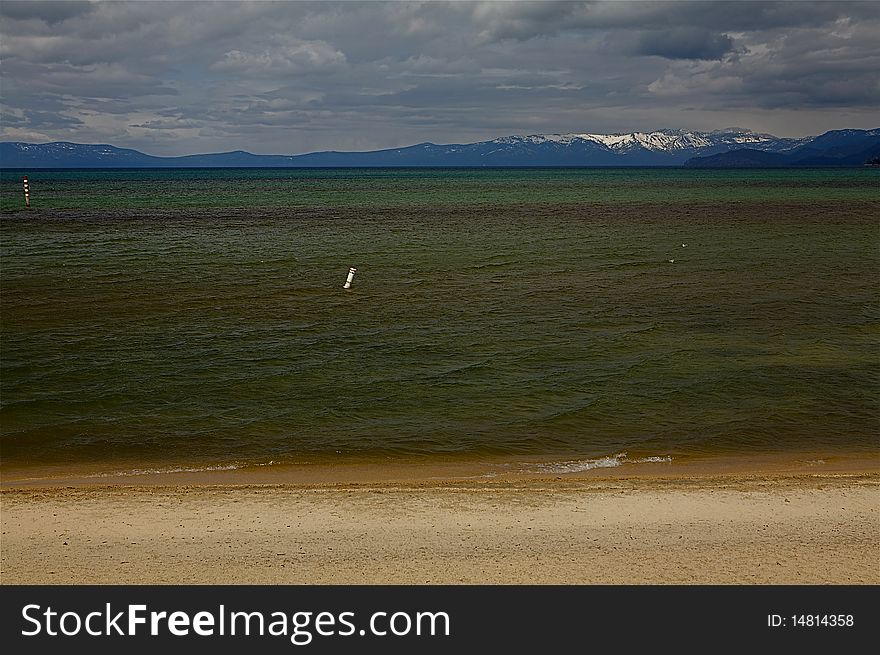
top-left (23, 176), bottom-right (30, 208)
top-left (343, 266), bottom-right (357, 289)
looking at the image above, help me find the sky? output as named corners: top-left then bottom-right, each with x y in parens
top-left (1, 0), bottom-right (879, 156)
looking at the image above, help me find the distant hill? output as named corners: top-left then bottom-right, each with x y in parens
top-left (685, 128), bottom-right (880, 168)
top-left (1, 127), bottom-right (877, 168)
top-left (683, 149), bottom-right (789, 168)
top-left (0, 143), bottom-right (300, 168)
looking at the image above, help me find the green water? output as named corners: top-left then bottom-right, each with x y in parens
top-left (1, 167), bottom-right (877, 211)
top-left (1, 168), bottom-right (878, 472)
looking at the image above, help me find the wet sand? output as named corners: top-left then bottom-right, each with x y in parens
top-left (2, 456), bottom-right (878, 584)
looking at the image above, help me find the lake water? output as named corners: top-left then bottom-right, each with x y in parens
top-left (1, 168), bottom-right (877, 475)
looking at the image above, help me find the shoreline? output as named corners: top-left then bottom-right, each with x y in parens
top-left (2, 449), bottom-right (877, 488)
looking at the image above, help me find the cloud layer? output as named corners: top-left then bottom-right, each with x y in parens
top-left (2, 1), bottom-right (878, 155)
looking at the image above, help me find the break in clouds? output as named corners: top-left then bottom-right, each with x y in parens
top-left (1, 0), bottom-right (879, 156)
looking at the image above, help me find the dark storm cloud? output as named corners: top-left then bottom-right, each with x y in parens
top-left (1, 1), bottom-right (878, 155)
top-left (471, 0), bottom-right (880, 39)
top-left (0, 1), bottom-right (95, 25)
top-left (633, 29), bottom-right (735, 60)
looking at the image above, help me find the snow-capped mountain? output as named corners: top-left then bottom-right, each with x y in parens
top-left (492, 128), bottom-right (792, 152)
top-left (2, 128), bottom-right (875, 168)
top-left (455, 128), bottom-right (809, 164)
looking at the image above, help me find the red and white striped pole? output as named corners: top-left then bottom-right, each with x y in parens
top-left (23, 176), bottom-right (30, 208)
top-left (343, 266), bottom-right (357, 289)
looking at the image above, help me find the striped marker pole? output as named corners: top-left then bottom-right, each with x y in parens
top-left (23, 176), bottom-right (30, 208)
top-left (343, 266), bottom-right (357, 289)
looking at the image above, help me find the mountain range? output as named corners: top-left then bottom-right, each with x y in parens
top-left (2, 128), bottom-right (878, 168)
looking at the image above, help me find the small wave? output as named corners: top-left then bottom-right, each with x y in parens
top-left (632, 456), bottom-right (673, 464)
top-left (525, 452), bottom-right (672, 474)
top-left (83, 460), bottom-right (276, 478)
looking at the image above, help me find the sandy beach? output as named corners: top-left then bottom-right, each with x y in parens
top-left (2, 456), bottom-right (878, 584)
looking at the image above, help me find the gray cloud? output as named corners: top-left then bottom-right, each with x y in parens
top-left (1, 1), bottom-right (878, 155)
top-left (211, 38), bottom-right (348, 77)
